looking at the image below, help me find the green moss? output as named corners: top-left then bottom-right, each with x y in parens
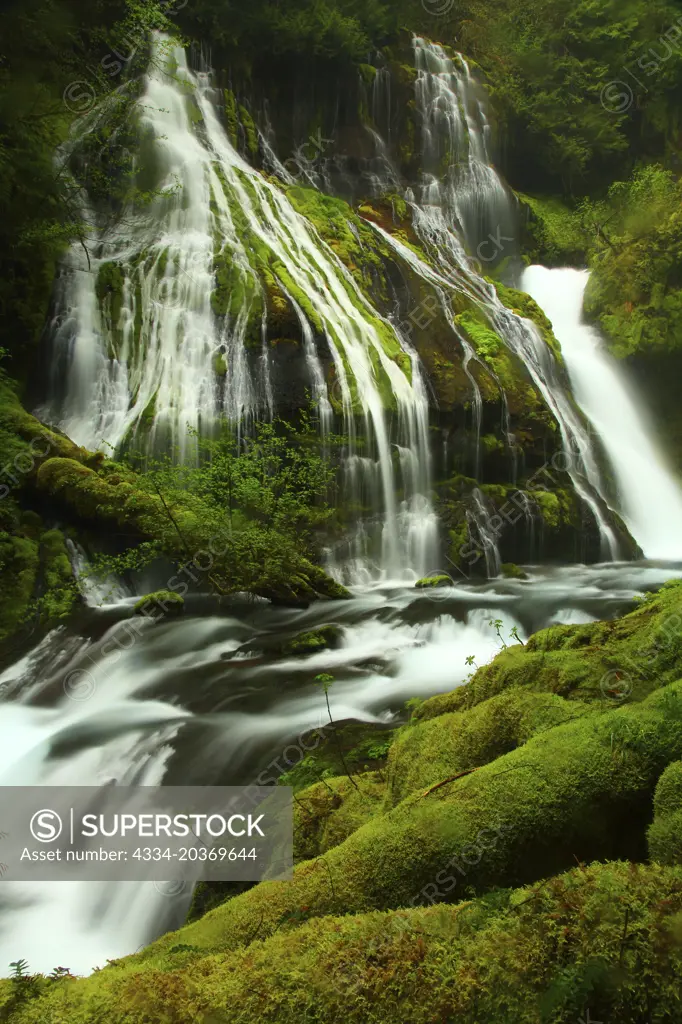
top-left (417, 580), bottom-right (682, 718)
top-left (210, 250), bottom-right (262, 324)
top-left (39, 528), bottom-right (76, 622)
top-left (415, 575), bottom-right (452, 589)
top-left (0, 531), bottom-right (39, 647)
top-left (133, 590), bottom-right (184, 617)
top-left (95, 261), bottom-right (125, 306)
top-left (531, 488), bottom-right (561, 528)
top-left (106, 677), bottom-right (682, 964)
top-left (284, 624), bottom-right (341, 655)
top-left (212, 353), bottom-right (228, 377)
top-left (386, 689), bottom-right (592, 807)
top-left (293, 773), bottom-right (386, 861)
top-left (501, 562), bottom-right (528, 580)
top-left (495, 281), bottom-right (563, 361)
top-left (456, 310), bottom-right (502, 360)
top-left (358, 63), bottom-right (377, 86)
top-left (5, 861), bottom-right (682, 1022)
top-left (648, 760), bottom-right (682, 866)
top-left (238, 103), bottom-right (259, 159)
top-left (139, 390), bottom-right (157, 427)
top-left (224, 88), bottom-right (239, 147)
top-left (516, 193), bottom-right (588, 266)
top-left (453, 306), bottom-right (556, 426)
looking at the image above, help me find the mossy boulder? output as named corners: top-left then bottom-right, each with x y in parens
top-left (494, 281), bottom-right (563, 361)
top-left (123, 677), bottom-right (682, 961)
top-left (415, 574), bottom-right (452, 589)
top-left (385, 689), bottom-right (592, 807)
top-left (283, 624), bottom-right (342, 655)
top-left (7, 864), bottom-right (682, 1022)
top-left (293, 772), bottom-right (386, 862)
top-left (648, 760), bottom-right (682, 866)
top-left (133, 590), bottom-right (184, 617)
top-left (415, 580), bottom-right (682, 717)
top-left (501, 562), bottom-right (528, 580)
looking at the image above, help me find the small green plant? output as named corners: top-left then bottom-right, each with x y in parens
top-left (315, 673), bottom-right (359, 791)
top-left (404, 696), bottom-right (424, 718)
top-left (49, 966), bottom-right (74, 980)
top-left (9, 960), bottom-right (30, 980)
top-left (489, 618), bottom-right (508, 649)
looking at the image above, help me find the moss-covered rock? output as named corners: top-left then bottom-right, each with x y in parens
top-left (648, 760), bottom-right (682, 866)
top-left (293, 773), bottom-right (386, 862)
top-left (283, 624), bottom-right (342, 655)
top-left (416, 580), bottom-right (682, 718)
top-left (6, 863), bottom-right (682, 1022)
top-left (494, 281), bottom-right (563, 361)
top-left (501, 562), bottom-right (528, 580)
top-left (116, 675), bottom-right (682, 962)
top-left (133, 590), bottom-right (184, 617)
top-left (415, 574), bottom-right (452, 589)
top-left (385, 689), bottom-right (592, 807)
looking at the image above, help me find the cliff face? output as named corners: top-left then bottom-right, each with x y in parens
top-left (2, 0), bottom-right (681, 648)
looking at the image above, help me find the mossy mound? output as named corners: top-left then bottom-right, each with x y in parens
top-left (119, 676), bottom-right (682, 961)
top-left (293, 772), bottom-right (386, 862)
top-left (0, 385), bottom-right (350, 635)
top-left (4, 862), bottom-right (682, 1023)
top-left (133, 590), bottom-right (184, 617)
top-left (283, 624), bottom-right (342, 655)
top-left (0, 517), bottom-right (76, 657)
top-left (648, 760), bottom-right (682, 866)
top-left (416, 580), bottom-right (682, 718)
top-left (415, 574), bottom-right (452, 589)
top-left (385, 689), bottom-right (593, 807)
top-left (501, 562), bottom-right (528, 580)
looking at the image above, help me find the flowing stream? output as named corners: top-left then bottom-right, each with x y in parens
top-left (4, 33), bottom-right (682, 977)
top-left (2, 562), bottom-right (680, 974)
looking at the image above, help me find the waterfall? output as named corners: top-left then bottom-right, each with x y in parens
top-left (523, 266), bottom-right (682, 560)
top-left (413, 39), bottom-right (514, 259)
top-left (394, 37), bottom-right (621, 561)
top-left (42, 35), bottom-right (438, 584)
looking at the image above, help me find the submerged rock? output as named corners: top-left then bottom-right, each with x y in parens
top-left (283, 624), bottom-right (342, 655)
top-left (415, 574), bottom-right (453, 589)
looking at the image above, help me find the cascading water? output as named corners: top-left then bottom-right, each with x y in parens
top-left (42, 35), bottom-right (437, 583)
top-left (523, 266), bottom-right (682, 560)
top-left (388, 37), bottom-right (622, 561)
top-left (4, 27), bottom-right (682, 984)
top-left (413, 39), bottom-right (514, 260)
